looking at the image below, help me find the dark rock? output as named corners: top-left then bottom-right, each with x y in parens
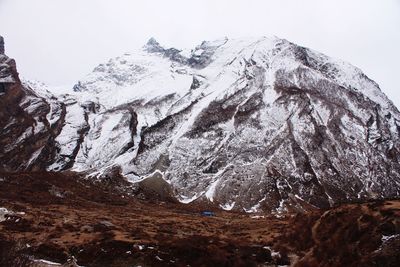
top-left (145, 37), bottom-right (163, 53)
top-left (0, 36), bottom-right (4, 54)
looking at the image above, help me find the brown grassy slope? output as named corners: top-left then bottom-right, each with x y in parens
top-left (0, 172), bottom-right (399, 267)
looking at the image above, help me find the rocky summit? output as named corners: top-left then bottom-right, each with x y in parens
top-left (1, 35), bottom-right (400, 213)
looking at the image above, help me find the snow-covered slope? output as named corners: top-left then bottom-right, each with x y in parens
top-left (1, 36), bottom-right (400, 212)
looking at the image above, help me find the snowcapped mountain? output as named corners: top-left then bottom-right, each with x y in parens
top-left (1, 35), bottom-right (400, 212)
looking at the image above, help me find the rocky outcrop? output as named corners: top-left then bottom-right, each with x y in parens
top-left (0, 36), bottom-right (4, 55)
top-left (0, 37), bottom-right (67, 171)
top-left (285, 200), bottom-right (400, 266)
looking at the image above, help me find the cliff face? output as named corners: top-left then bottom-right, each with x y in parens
top-left (1, 36), bottom-right (400, 211)
top-left (0, 36), bottom-right (4, 54)
top-left (0, 38), bottom-right (65, 171)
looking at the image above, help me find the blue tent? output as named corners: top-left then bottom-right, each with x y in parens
top-left (201, 211), bottom-right (215, 217)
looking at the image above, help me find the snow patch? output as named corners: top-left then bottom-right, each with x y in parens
top-left (33, 259), bottom-right (62, 266)
top-left (0, 207), bottom-right (11, 222)
top-left (205, 178), bottom-right (220, 202)
top-left (220, 202), bottom-right (235, 211)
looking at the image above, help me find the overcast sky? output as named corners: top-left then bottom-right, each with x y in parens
top-left (1, 0), bottom-right (399, 107)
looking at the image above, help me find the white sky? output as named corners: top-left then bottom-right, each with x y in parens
top-left (1, 0), bottom-right (399, 107)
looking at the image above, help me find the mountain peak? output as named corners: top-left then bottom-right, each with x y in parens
top-left (2, 35), bottom-right (400, 212)
top-left (144, 37), bottom-right (164, 53)
top-left (146, 37), bottom-right (160, 47)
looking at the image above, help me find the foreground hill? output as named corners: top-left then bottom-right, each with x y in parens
top-left (0, 172), bottom-right (399, 266)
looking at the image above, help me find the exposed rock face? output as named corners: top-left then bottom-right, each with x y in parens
top-left (0, 37), bottom-right (65, 171)
top-left (1, 35), bottom-right (400, 212)
top-left (0, 36), bottom-right (4, 54)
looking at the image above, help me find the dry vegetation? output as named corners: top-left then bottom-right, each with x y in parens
top-left (0, 172), bottom-right (399, 267)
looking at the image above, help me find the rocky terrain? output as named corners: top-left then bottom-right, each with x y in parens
top-left (0, 171), bottom-right (399, 267)
top-left (1, 35), bottom-right (400, 212)
top-left (0, 37), bottom-right (66, 172)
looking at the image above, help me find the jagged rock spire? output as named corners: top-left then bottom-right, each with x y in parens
top-left (0, 36), bottom-right (4, 54)
top-left (144, 37), bottom-right (164, 53)
top-left (146, 37), bottom-right (160, 47)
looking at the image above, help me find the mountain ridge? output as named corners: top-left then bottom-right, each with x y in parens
top-left (1, 35), bottom-right (400, 212)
